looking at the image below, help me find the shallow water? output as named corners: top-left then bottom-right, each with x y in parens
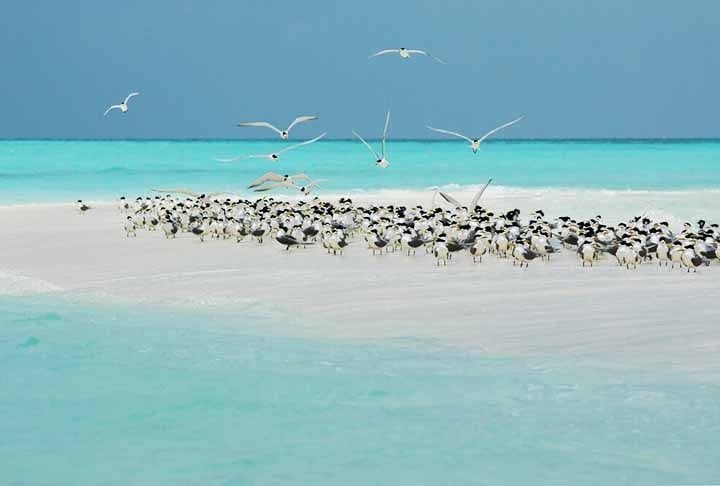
top-left (2, 295), bottom-right (719, 485)
top-left (1, 139), bottom-right (720, 203)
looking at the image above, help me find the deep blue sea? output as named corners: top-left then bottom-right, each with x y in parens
top-left (2, 295), bottom-right (719, 485)
top-left (1, 139), bottom-right (719, 204)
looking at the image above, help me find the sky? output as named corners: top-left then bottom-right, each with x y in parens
top-left (1, 0), bottom-right (718, 139)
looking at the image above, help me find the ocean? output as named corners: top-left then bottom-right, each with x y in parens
top-left (2, 295), bottom-right (719, 485)
top-left (3, 140), bottom-right (720, 484)
top-left (1, 139), bottom-right (719, 204)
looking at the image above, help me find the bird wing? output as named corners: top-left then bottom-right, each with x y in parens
top-left (207, 191), bottom-right (236, 198)
top-left (253, 182), bottom-right (294, 192)
top-left (381, 111), bottom-right (390, 159)
top-left (426, 126), bottom-right (473, 143)
top-left (248, 171), bottom-right (284, 188)
top-left (369, 49), bottom-right (400, 58)
top-left (407, 50), bottom-right (446, 63)
top-left (236, 121), bottom-right (283, 135)
top-left (290, 173), bottom-right (311, 182)
top-left (214, 154), bottom-right (265, 162)
top-left (124, 92), bottom-right (140, 104)
top-left (438, 191), bottom-right (463, 209)
top-left (352, 131), bottom-right (380, 160)
top-left (104, 105), bottom-right (122, 116)
top-left (277, 133), bottom-right (326, 154)
top-left (469, 178), bottom-right (493, 210)
top-left (306, 179), bottom-right (327, 190)
top-left (286, 115), bottom-right (319, 132)
top-left (152, 188), bottom-right (200, 198)
top-left (479, 116), bottom-right (525, 142)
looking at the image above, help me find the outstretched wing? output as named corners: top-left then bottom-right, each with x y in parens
top-left (306, 179), bottom-right (327, 190)
top-left (104, 105), bottom-right (122, 116)
top-left (352, 131), bottom-right (380, 160)
top-left (124, 92), bottom-right (140, 104)
top-left (427, 126), bottom-right (473, 143)
top-left (381, 111), bottom-right (391, 159)
top-left (248, 171), bottom-right (284, 188)
top-left (277, 133), bottom-right (326, 155)
top-left (286, 115), bottom-right (319, 132)
top-left (407, 50), bottom-right (446, 63)
top-left (253, 182), bottom-right (294, 192)
top-left (369, 49), bottom-right (400, 58)
top-left (236, 121), bottom-right (283, 135)
top-left (438, 191), bottom-right (463, 209)
top-left (479, 116), bottom-right (525, 142)
top-left (151, 188), bottom-right (200, 198)
top-left (289, 173), bottom-right (311, 182)
top-left (469, 178), bottom-right (493, 210)
top-left (214, 154), bottom-right (264, 162)
top-left (207, 191), bottom-right (236, 198)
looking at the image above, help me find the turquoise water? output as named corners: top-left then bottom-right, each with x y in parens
top-left (2, 295), bottom-right (719, 485)
top-left (1, 139), bottom-right (719, 204)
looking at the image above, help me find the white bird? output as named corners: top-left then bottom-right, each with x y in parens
top-left (237, 116), bottom-right (319, 139)
top-left (437, 179), bottom-right (493, 211)
top-left (427, 116), bottom-right (525, 153)
top-left (353, 111), bottom-right (391, 169)
top-left (104, 92), bottom-right (140, 116)
top-left (215, 133), bottom-right (326, 162)
top-left (254, 178), bottom-right (327, 195)
top-left (247, 172), bottom-right (310, 189)
top-left (370, 48), bottom-right (445, 64)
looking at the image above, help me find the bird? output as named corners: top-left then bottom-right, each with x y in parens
top-left (237, 116), bottom-right (319, 139)
top-left (215, 133), bottom-right (326, 162)
top-left (77, 200), bottom-right (91, 213)
top-left (253, 179), bottom-right (327, 194)
top-left (437, 179), bottom-right (493, 211)
top-left (296, 179), bottom-right (327, 196)
top-left (247, 172), bottom-right (310, 189)
top-left (123, 216), bottom-right (137, 237)
top-left (104, 92), bottom-right (140, 116)
top-left (427, 116), bottom-right (525, 153)
top-left (370, 48), bottom-right (445, 64)
top-left (434, 239), bottom-right (449, 266)
top-left (353, 111), bottom-right (391, 168)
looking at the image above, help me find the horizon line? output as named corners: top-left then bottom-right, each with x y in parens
top-left (2, 137), bottom-right (720, 143)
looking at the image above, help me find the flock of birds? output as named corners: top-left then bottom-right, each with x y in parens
top-left (99, 47), bottom-right (717, 274)
top-left (110, 192), bottom-right (720, 272)
top-left (102, 46), bottom-right (526, 195)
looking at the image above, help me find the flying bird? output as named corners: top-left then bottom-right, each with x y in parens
top-left (427, 116), bottom-right (525, 153)
top-left (247, 172), bottom-right (311, 189)
top-left (104, 92), bottom-right (140, 116)
top-left (353, 111), bottom-right (391, 169)
top-left (254, 178), bottom-right (327, 195)
top-left (237, 116), bottom-right (319, 139)
top-left (215, 133), bottom-right (326, 162)
top-left (370, 48), bottom-right (445, 64)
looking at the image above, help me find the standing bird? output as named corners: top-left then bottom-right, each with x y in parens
top-left (353, 111), bottom-right (391, 168)
top-left (369, 48), bottom-right (445, 64)
top-left (77, 200), bottom-right (91, 213)
top-left (214, 133), bottom-right (326, 162)
top-left (434, 239), bottom-right (450, 266)
top-left (427, 116), bottom-right (525, 153)
top-left (104, 92), bottom-right (140, 116)
top-left (236, 116), bottom-right (319, 139)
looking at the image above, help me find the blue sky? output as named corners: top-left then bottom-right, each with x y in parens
top-left (1, 0), bottom-right (718, 139)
